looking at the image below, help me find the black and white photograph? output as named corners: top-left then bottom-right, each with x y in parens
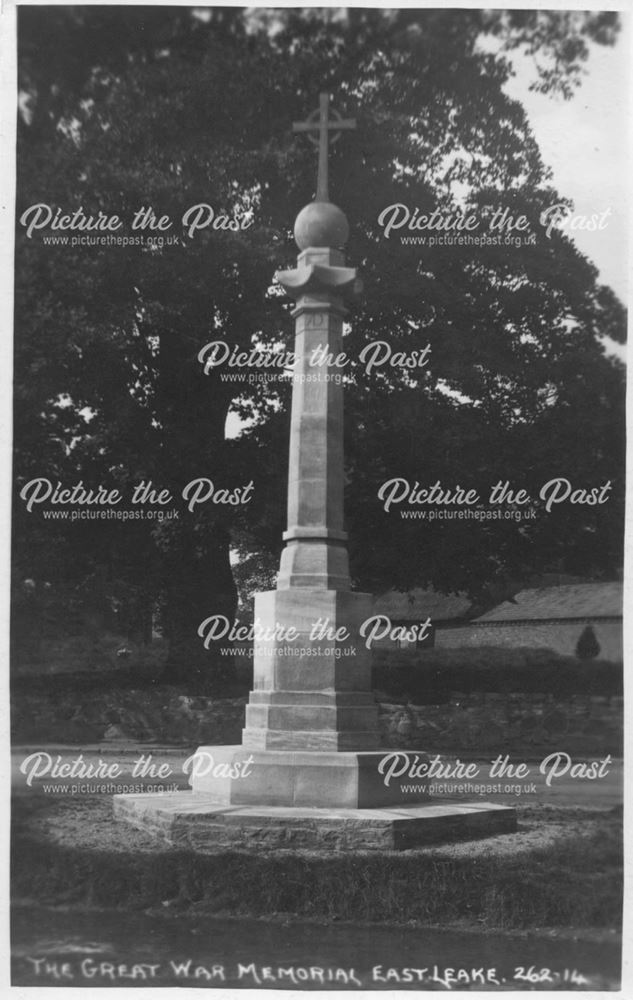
top-left (4, 2), bottom-right (628, 992)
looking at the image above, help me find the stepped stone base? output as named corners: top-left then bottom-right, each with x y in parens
top-left (114, 746), bottom-right (517, 850)
top-left (113, 793), bottom-right (516, 851)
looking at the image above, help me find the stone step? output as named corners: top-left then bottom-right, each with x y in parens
top-left (114, 792), bottom-right (516, 851)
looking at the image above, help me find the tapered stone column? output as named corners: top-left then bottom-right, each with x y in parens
top-left (242, 203), bottom-right (380, 751)
top-left (277, 245), bottom-right (353, 592)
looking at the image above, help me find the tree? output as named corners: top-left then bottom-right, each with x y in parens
top-left (13, 8), bottom-right (625, 684)
top-left (576, 626), bottom-right (601, 661)
top-left (234, 8), bottom-right (626, 600)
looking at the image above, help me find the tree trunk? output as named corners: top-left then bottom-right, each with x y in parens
top-left (154, 321), bottom-right (239, 689)
top-left (160, 524), bottom-right (238, 689)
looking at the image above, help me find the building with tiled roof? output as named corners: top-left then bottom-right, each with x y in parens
top-left (437, 582), bottom-right (623, 661)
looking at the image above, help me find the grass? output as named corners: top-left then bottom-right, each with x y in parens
top-left (12, 797), bottom-right (622, 935)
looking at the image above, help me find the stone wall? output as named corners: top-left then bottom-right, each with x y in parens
top-left (11, 688), bottom-right (247, 746)
top-left (379, 691), bottom-right (623, 756)
top-left (11, 685), bottom-right (622, 758)
top-left (436, 621), bottom-right (622, 661)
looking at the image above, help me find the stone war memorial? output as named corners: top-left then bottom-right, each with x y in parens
top-left (114, 94), bottom-right (516, 850)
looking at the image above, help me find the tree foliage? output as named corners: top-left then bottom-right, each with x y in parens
top-left (13, 8), bottom-right (625, 681)
top-left (576, 625), bottom-right (601, 661)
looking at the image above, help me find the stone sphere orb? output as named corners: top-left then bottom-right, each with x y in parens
top-left (294, 201), bottom-right (349, 250)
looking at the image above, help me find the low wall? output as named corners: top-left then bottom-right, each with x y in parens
top-left (11, 684), bottom-right (623, 758)
top-left (379, 692), bottom-right (623, 756)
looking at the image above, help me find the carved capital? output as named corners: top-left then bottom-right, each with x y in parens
top-left (275, 262), bottom-right (362, 302)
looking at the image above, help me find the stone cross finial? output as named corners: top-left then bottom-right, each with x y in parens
top-left (293, 93), bottom-right (356, 201)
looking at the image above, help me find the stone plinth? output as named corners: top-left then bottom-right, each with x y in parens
top-left (113, 793), bottom-right (517, 852)
top-left (243, 588), bottom-right (379, 750)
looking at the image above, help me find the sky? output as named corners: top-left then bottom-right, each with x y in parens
top-left (503, 16), bottom-right (629, 305)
